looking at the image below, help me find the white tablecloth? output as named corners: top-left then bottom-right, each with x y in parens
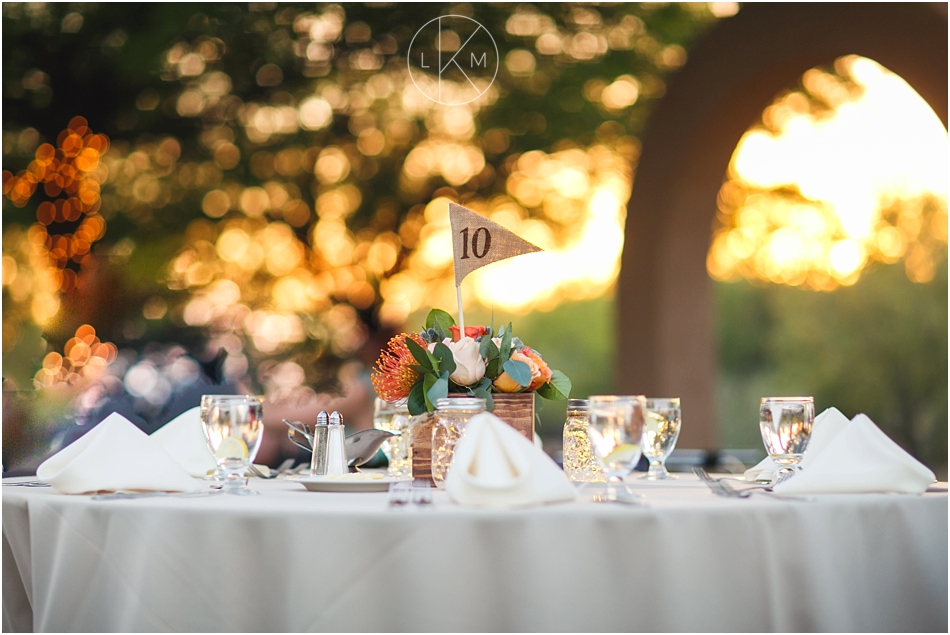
top-left (3, 475), bottom-right (947, 632)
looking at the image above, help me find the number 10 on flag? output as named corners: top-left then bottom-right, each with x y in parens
top-left (448, 202), bottom-right (542, 329)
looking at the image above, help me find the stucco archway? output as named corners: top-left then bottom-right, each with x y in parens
top-left (617, 3), bottom-right (948, 449)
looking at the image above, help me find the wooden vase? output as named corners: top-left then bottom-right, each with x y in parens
top-left (410, 392), bottom-right (535, 483)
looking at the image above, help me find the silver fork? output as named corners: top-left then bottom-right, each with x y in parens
top-left (693, 467), bottom-right (804, 500)
top-left (2, 480), bottom-right (50, 487)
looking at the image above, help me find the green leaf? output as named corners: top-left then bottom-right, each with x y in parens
top-left (425, 309), bottom-right (455, 336)
top-left (479, 331), bottom-right (493, 358)
top-left (405, 337), bottom-right (433, 370)
top-left (473, 387), bottom-right (494, 412)
top-left (500, 323), bottom-right (513, 361)
top-left (407, 382), bottom-right (427, 415)
top-left (503, 359), bottom-right (532, 387)
top-left (410, 364), bottom-right (437, 376)
top-left (426, 371), bottom-right (450, 406)
top-left (422, 373), bottom-right (436, 410)
top-left (536, 369), bottom-right (572, 401)
top-left (431, 342), bottom-right (457, 376)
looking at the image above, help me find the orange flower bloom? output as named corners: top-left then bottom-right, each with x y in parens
top-left (449, 325), bottom-right (488, 342)
top-left (371, 333), bottom-right (426, 402)
top-left (521, 347), bottom-right (552, 391)
top-left (492, 350), bottom-right (537, 393)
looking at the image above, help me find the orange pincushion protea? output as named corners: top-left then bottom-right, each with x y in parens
top-left (371, 333), bottom-right (426, 402)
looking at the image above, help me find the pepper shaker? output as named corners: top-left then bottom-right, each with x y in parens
top-left (309, 410), bottom-right (330, 476)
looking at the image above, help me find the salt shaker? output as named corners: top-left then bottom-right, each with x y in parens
top-left (309, 410), bottom-right (330, 476)
top-left (325, 411), bottom-right (349, 476)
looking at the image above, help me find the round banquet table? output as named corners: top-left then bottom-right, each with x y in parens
top-left (2, 474), bottom-right (947, 633)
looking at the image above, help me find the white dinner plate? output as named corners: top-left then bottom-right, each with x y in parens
top-left (285, 474), bottom-right (411, 492)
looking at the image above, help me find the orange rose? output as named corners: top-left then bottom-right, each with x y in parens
top-left (449, 325), bottom-right (489, 342)
top-left (492, 350), bottom-right (540, 393)
top-left (521, 347), bottom-right (552, 391)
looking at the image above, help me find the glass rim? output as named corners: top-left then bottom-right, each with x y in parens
top-left (202, 395), bottom-right (264, 406)
top-left (645, 397), bottom-right (680, 408)
top-left (589, 394), bottom-right (646, 403)
top-left (760, 396), bottom-right (814, 403)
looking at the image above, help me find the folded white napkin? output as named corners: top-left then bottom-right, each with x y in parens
top-left (445, 412), bottom-right (576, 507)
top-left (151, 407), bottom-right (217, 477)
top-left (744, 407), bottom-right (851, 482)
top-left (37, 413), bottom-right (200, 494)
top-left (773, 413), bottom-right (935, 495)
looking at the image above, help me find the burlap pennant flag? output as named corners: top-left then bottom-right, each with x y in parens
top-left (449, 203), bottom-right (542, 286)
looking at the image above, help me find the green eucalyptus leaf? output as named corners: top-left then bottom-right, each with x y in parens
top-left (473, 387), bottom-right (494, 412)
top-left (432, 342), bottom-right (457, 376)
top-left (479, 332), bottom-right (493, 358)
top-left (425, 309), bottom-right (456, 336)
top-left (426, 371), bottom-right (449, 406)
top-left (536, 369), bottom-right (572, 401)
top-left (405, 337), bottom-right (433, 370)
top-left (422, 373), bottom-right (437, 410)
top-left (407, 382), bottom-right (427, 415)
top-left (500, 324), bottom-right (513, 360)
top-left (502, 359), bottom-right (532, 387)
top-left (410, 364), bottom-right (436, 376)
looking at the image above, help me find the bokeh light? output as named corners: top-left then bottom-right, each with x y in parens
top-left (708, 56), bottom-right (948, 289)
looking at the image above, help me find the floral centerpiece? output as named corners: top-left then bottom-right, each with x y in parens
top-left (372, 309), bottom-right (571, 416)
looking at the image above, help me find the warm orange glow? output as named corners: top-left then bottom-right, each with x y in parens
top-left (1, 116), bottom-right (109, 336)
top-left (709, 56), bottom-right (948, 289)
top-left (33, 324), bottom-right (116, 388)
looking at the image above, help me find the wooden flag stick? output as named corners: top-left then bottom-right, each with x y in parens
top-left (456, 284), bottom-right (465, 333)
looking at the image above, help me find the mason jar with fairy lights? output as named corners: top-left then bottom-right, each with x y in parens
top-left (562, 398), bottom-right (605, 483)
top-left (431, 397), bottom-right (486, 489)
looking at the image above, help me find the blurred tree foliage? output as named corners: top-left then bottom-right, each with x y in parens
top-left (716, 258), bottom-right (948, 476)
top-left (2, 2), bottom-right (717, 402)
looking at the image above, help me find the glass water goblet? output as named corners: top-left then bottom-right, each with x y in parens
top-left (639, 397), bottom-right (681, 480)
top-left (372, 398), bottom-right (412, 478)
top-left (759, 396), bottom-right (815, 482)
top-left (203, 396), bottom-right (265, 495)
top-left (200, 394), bottom-right (261, 481)
top-left (587, 395), bottom-right (647, 502)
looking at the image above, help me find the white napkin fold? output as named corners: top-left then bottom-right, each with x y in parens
top-left (37, 413), bottom-right (200, 494)
top-left (774, 413), bottom-right (935, 495)
top-left (151, 407), bottom-right (217, 477)
top-left (444, 412), bottom-right (576, 507)
top-left (744, 407), bottom-right (851, 482)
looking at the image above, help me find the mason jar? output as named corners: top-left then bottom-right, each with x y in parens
top-left (431, 397), bottom-right (486, 489)
top-left (562, 398), bottom-right (606, 483)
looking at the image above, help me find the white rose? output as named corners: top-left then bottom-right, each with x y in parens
top-left (445, 336), bottom-right (486, 386)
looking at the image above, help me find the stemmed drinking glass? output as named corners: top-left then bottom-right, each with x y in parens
top-left (759, 396), bottom-right (815, 481)
top-left (202, 396), bottom-right (265, 495)
top-left (200, 394), bottom-right (260, 481)
top-left (639, 398), bottom-right (681, 480)
top-left (372, 398), bottom-right (412, 478)
top-left (586, 395), bottom-right (647, 502)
